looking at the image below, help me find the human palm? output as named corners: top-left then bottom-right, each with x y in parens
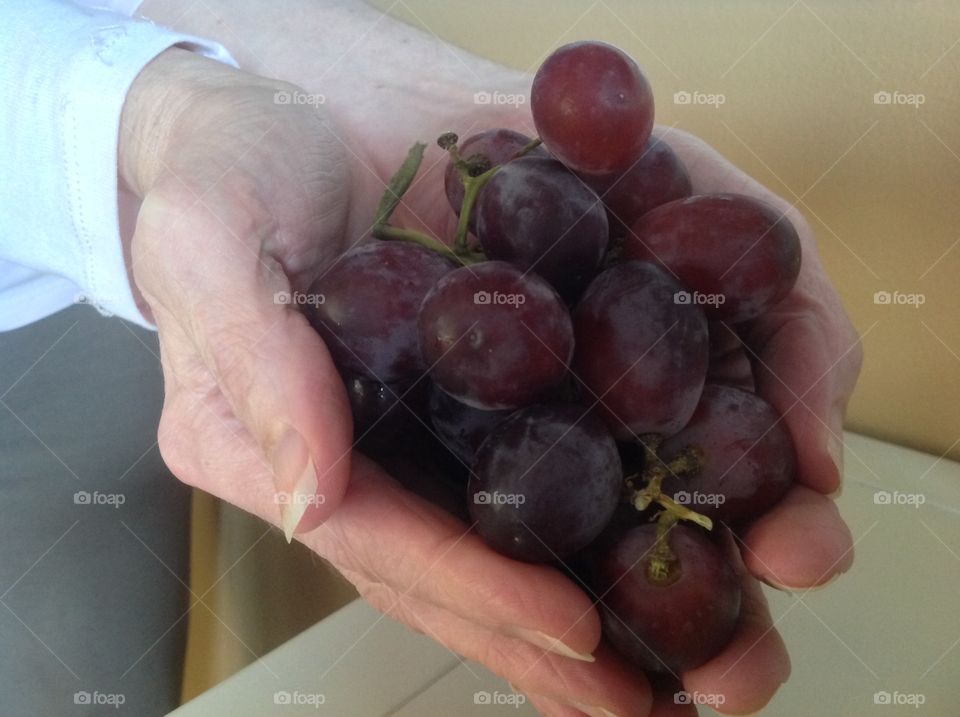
top-left (122, 46), bottom-right (860, 717)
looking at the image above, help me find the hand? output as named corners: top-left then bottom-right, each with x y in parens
top-left (126, 4), bottom-right (863, 715)
top-left (119, 48), bottom-right (650, 716)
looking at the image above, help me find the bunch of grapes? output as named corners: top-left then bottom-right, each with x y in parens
top-left (307, 41), bottom-right (801, 675)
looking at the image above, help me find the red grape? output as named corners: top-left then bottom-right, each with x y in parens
top-left (581, 136), bottom-right (692, 235)
top-left (418, 261), bottom-right (574, 410)
top-left (443, 128), bottom-right (547, 219)
top-left (428, 382), bottom-right (514, 464)
top-left (532, 41), bottom-right (654, 175)
top-left (593, 523), bottom-right (741, 673)
top-left (624, 194), bottom-right (801, 322)
top-left (573, 261), bottom-right (709, 440)
top-left (469, 403), bottom-right (622, 562)
top-left (308, 242), bottom-right (454, 383)
top-left (661, 384), bottom-right (796, 525)
top-left (475, 156), bottom-right (608, 301)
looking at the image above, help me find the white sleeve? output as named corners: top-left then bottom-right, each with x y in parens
top-left (0, 1), bottom-right (236, 330)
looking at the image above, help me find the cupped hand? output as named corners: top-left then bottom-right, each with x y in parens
top-left (120, 45), bottom-right (862, 717)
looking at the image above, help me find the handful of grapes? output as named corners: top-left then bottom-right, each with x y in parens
top-left (308, 41), bottom-right (801, 675)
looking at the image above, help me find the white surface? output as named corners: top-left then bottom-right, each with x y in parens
top-left (171, 432), bottom-right (960, 716)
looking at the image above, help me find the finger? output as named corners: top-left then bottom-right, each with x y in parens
top-left (308, 453), bottom-right (604, 660)
top-left (353, 582), bottom-right (651, 717)
top-left (739, 485), bottom-right (854, 590)
top-left (682, 538), bottom-right (789, 716)
top-left (528, 694), bottom-right (591, 717)
top-left (135, 185), bottom-right (353, 538)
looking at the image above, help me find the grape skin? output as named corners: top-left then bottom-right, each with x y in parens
top-left (418, 261), bottom-right (574, 410)
top-left (532, 41), bottom-right (654, 175)
top-left (428, 382), bottom-right (514, 464)
top-left (594, 523), bottom-right (741, 673)
top-left (661, 384), bottom-right (796, 526)
top-left (308, 242), bottom-right (455, 383)
top-left (476, 156), bottom-right (609, 302)
top-left (469, 403), bottom-right (622, 563)
top-left (624, 193), bottom-right (801, 323)
top-left (580, 136), bottom-right (692, 235)
top-left (443, 128), bottom-right (547, 220)
top-left (572, 261), bottom-right (709, 440)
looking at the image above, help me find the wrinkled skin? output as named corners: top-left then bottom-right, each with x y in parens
top-left (123, 3), bottom-right (863, 714)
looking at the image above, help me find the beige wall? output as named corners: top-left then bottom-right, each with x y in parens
top-left (370, 0), bottom-right (960, 461)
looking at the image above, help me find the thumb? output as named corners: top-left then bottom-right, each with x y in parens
top-left (201, 285), bottom-right (353, 540)
top-left (135, 188), bottom-right (353, 541)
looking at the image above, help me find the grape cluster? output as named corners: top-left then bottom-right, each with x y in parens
top-left (306, 40), bottom-right (800, 676)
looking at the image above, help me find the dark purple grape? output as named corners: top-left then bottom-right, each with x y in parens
top-left (469, 404), bottom-right (622, 562)
top-left (417, 261), bottom-right (574, 410)
top-left (532, 41), bottom-right (654, 175)
top-left (707, 323), bottom-right (755, 391)
top-left (308, 242), bottom-right (454, 383)
top-left (572, 261), bottom-right (709, 440)
top-left (428, 383), bottom-right (514, 464)
top-left (661, 384), bottom-right (795, 526)
top-left (475, 156), bottom-right (608, 301)
top-left (443, 128), bottom-right (547, 220)
top-left (624, 194), bottom-right (802, 323)
top-left (593, 523), bottom-right (741, 673)
top-left (581, 136), bottom-right (692, 235)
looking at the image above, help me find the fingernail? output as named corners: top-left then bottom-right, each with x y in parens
top-left (514, 629), bottom-right (595, 662)
top-left (569, 702), bottom-right (619, 717)
top-left (762, 571), bottom-right (842, 593)
top-left (827, 431), bottom-right (844, 481)
top-left (271, 427), bottom-right (319, 543)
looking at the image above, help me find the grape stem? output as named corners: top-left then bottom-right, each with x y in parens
top-left (646, 511), bottom-right (680, 585)
top-left (627, 439), bottom-right (713, 531)
top-left (445, 133), bottom-right (545, 254)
